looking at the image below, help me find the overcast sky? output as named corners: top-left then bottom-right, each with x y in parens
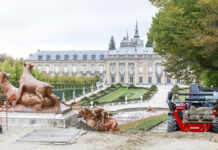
top-left (0, 0), bottom-right (158, 59)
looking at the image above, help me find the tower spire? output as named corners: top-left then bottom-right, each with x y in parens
top-left (135, 21), bottom-right (138, 35)
top-left (134, 21), bottom-right (139, 38)
top-left (126, 30), bottom-right (129, 40)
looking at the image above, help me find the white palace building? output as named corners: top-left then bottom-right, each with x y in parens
top-left (28, 23), bottom-right (180, 85)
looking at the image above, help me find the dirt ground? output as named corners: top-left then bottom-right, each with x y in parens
top-left (1, 127), bottom-right (218, 150)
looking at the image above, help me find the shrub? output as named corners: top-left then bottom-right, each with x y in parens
top-left (128, 84), bottom-right (136, 89)
top-left (93, 100), bottom-right (100, 105)
top-left (150, 85), bottom-right (157, 91)
top-left (114, 95), bottom-right (125, 102)
top-left (171, 85), bottom-right (180, 94)
top-left (81, 97), bottom-right (89, 101)
top-left (116, 83), bottom-right (122, 87)
top-left (92, 94), bottom-right (97, 97)
top-left (99, 90), bottom-right (105, 94)
top-left (118, 95), bottom-right (125, 100)
top-left (110, 84), bottom-right (116, 88)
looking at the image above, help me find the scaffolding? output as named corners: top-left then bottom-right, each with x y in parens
top-left (0, 87), bottom-right (8, 129)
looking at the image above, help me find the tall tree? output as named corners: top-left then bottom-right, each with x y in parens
top-left (145, 41), bottom-right (153, 47)
top-left (109, 36), bottom-right (116, 50)
top-left (148, 0), bottom-right (218, 86)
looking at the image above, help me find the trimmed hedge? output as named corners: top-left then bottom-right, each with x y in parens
top-left (171, 85), bottom-right (181, 94)
top-left (79, 84), bottom-right (158, 106)
top-left (101, 85), bottom-right (158, 103)
top-left (142, 85), bottom-right (157, 100)
top-left (79, 84), bottom-right (121, 106)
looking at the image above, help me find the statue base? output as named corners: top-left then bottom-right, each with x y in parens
top-left (7, 103), bottom-right (70, 113)
top-left (0, 104), bottom-right (78, 128)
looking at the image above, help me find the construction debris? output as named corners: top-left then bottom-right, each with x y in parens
top-left (183, 106), bottom-right (215, 122)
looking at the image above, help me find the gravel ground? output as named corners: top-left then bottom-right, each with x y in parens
top-left (1, 127), bottom-right (218, 150)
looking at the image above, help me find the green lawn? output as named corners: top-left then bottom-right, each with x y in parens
top-left (120, 114), bottom-right (168, 131)
top-left (99, 87), bottom-right (147, 103)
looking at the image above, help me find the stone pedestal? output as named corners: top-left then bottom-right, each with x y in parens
top-left (1, 110), bottom-right (78, 128)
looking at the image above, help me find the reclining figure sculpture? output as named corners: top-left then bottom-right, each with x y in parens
top-left (0, 63), bottom-right (60, 112)
top-left (78, 107), bottom-right (119, 132)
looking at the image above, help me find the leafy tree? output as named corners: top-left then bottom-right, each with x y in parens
top-left (148, 0), bottom-right (218, 86)
top-left (145, 41), bottom-right (153, 47)
top-left (0, 54), bottom-right (99, 87)
top-left (109, 36), bottom-right (116, 50)
top-left (0, 54), bottom-right (11, 62)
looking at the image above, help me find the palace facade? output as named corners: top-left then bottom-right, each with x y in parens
top-left (28, 23), bottom-right (180, 85)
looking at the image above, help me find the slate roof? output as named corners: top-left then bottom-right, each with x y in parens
top-left (28, 50), bottom-right (107, 61)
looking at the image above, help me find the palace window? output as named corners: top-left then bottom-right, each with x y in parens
top-left (56, 55), bottom-right (60, 60)
top-left (64, 65), bottom-right (68, 74)
top-left (111, 76), bottom-right (115, 83)
top-left (157, 77), bottom-right (161, 84)
top-left (120, 76), bottom-right (124, 83)
top-left (46, 55), bottom-right (51, 60)
top-left (148, 77), bottom-right (152, 84)
top-left (99, 65), bottom-right (104, 74)
top-left (148, 65), bottom-right (152, 74)
top-left (110, 65), bottom-right (116, 74)
top-left (156, 64), bottom-right (162, 75)
top-left (139, 76), bottom-right (143, 83)
top-left (100, 55), bottom-right (104, 60)
top-left (167, 77), bottom-right (171, 84)
top-left (139, 64), bottom-right (143, 74)
top-left (129, 64), bottom-right (134, 74)
top-left (45, 65), bottom-right (50, 74)
top-left (119, 65), bottom-right (125, 74)
top-left (73, 55), bottom-right (77, 60)
top-left (55, 65), bottom-right (59, 74)
top-left (72, 65), bottom-right (77, 74)
top-left (90, 65), bottom-right (95, 74)
top-left (91, 55), bottom-right (96, 60)
top-left (64, 55), bottom-right (69, 60)
top-left (129, 76), bottom-right (134, 83)
top-left (38, 55), bottom-right (43, 60)
top-left (83, 55), bottom-right (87, 60)
top-left (82, 65), bottom-right (87, 74)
